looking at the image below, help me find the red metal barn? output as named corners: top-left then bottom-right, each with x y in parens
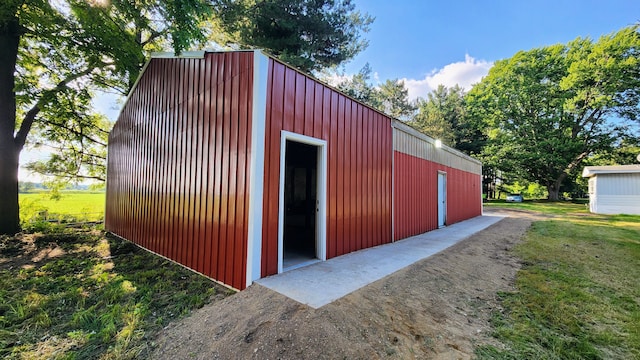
top-left (106, 50), bottom-right (482, 290)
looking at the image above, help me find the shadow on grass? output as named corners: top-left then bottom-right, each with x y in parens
top-left (0, 228), bottom-right (233, 359)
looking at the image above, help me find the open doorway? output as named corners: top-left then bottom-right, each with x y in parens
top-left (278, 132), bottom-right (327, 273)
top-left (283, 140), bottom-right (317, 268)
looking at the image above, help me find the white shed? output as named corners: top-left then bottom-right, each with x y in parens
top-left (582, 165), bottom-right (640, 215)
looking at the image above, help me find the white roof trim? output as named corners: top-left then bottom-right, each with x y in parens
top-left (582, 165), bottom-right (640, 177)
top-left (151, 50), bottom-right (206, 59)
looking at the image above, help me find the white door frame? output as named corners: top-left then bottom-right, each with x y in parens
top-left (438, 171), bottom-right (447, 228)
top-left (277, 131), bottom-right (327, 273)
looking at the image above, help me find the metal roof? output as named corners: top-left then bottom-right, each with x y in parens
top-left (582, 165), bottom-right (640, 177)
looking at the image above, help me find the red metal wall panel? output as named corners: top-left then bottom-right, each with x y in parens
top-left (106, 52), bottom-right (254, 290)
top-left (261, 59), bottom-right (394, 277)
top-left (393, 151), bottom-right (482, 241)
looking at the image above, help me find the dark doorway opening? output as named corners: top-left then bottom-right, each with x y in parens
top-left (283, 140), bottom-right (318, 270)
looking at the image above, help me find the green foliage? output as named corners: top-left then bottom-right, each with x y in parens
top-left (212, 0), bottom-right (373, 73)
top-left (524, 183), bottom-right (548, 199)
top-left (334, 62), bottom-right (380, 106)
top-left (587, 137), bottom-right (640, 166)
top-left (0, 228), bottom-right (229, 359)
top-left (377, 78), bottom-right (416, 120)
top-left (500, 181), bottom-right (548, 200)
top-left (470, 25), bottom-right (640, 200)
top-left (333, 63), bottom-right (415, 120)
top-left (1, 0), bottom-right (216, 234)
top-left (11, 0), bottom-right (214, 182)
top-left (411, 85), bottom-right (485, 154)
top-left (477, 212), bottom-right (640, 359)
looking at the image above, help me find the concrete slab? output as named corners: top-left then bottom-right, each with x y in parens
top-left (256, 214), bottom-right (505, 308)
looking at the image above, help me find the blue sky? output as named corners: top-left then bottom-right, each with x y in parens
top-left (343, 0), bottom-right (640, 99)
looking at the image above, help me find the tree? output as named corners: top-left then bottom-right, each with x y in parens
top-left (468, 26), bottom-right (640, 200)
top-left (211, 0), bottom-right (373, 73)
top-left (1, 0), bottom-right (214, 235)
top-left (333, 64), bottom-right (415, 120)
top-left (334, 63), bottom-right (380, 107)
top-left (412, 85), bottom-right (485, 154)
top-left (412, 85), bottom-right (460, 146)
top-left (1, 0), bottom-right (374, 235)
top-left (587, 136), bottom-right (640, 166)
top-left (376, 79), bottom-right (415, 120)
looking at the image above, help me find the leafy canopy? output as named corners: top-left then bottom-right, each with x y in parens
top-left (211, 0), bottom-right (373, 72)
top-left (332, 63), bottom-right (415, 120)
top-left (10, 0), bottom-right (214, 183)
top-left (468, 25), bottom-right (640, 199)
top-left (15, 0), bottom-right (374, 183)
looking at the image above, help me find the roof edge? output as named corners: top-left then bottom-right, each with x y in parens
top-left (151, 50), bottom-right (206, 59)
top-left (582, 165), bottom-right (640, 177)
top-left (113, 50), bottom-right (264, 128)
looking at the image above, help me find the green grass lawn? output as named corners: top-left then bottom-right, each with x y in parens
top-left (19, 191), bottom-right (106, 222)
top-left (477, 202), bottom-right (640, 359)
top-left (484, 198), bottom-right (590, 215)
top-left (0, 228), bottom-right (232, 359)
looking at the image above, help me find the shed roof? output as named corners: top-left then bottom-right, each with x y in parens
top-left (582, 165), bottom-right (640, 177)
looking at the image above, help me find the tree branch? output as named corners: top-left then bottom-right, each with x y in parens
top-left (14, 66), bottom-right (98, 151)
top-left (142, 29), bottom-right (165, 46)
top-left (37, 169), bottom-right (106, 182)
top-left (40, 119), bottom-right (108, 147)
top-left (39, 143), bottom-right (107, 161)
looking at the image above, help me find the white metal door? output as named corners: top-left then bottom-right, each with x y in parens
top-left (438, 172), bottom-right (446, 228)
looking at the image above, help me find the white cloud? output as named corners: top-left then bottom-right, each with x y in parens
top-left (402, 54), bottom-right (493, 101)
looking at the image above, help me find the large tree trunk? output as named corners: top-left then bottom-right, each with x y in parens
top-left (547, 184), bottom-right (560, 201)
top-left (0, 16), bottom-right (21, 235)
top-left (546, 173), bottom-right (568, 202)
top-left (0, 148), bottom-right (20, 235)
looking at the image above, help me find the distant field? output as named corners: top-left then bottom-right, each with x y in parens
top-left (19, 191), bottom-right (106, 222)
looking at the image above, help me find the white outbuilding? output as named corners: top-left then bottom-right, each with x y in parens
top-left (582, 165), bottom-right (640, 215)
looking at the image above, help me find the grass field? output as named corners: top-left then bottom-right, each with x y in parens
top-left (0, 228), bottom-right (231, 359)
top-left (477, 201), bottom-right (640, 359)
top-left (19, 191), bottom-right (106, 223)
top-left (484, 198), bottom-right (590, 215)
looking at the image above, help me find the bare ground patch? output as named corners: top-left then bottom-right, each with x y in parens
top-left (151, 214), bottom-right (531, 359)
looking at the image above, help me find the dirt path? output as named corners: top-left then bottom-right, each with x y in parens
top-left (151, 213), bottom-right (531, 359)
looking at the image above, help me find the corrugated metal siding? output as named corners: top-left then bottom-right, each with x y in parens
top-left (392, 121), bottom-right (482, 175)
top-left (106, 52), bottom-right (254, 290)
top-left (393, 152), bottom-right (482, 241)
top-left (446, 166), bottom-right (482, 223)
top-left (261, 59), bottom-right (393, 277)
top-left (593, 173), bottom-right (640, 195)
top-left (393, 152), bottom-right (439, 240)
top-left (591, 195), bottom-right (640, 215)
top-left (589, 174), bottom-right (640, 215)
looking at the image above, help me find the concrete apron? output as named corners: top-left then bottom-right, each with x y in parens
top-left (256, 214), bottom-right (505, 308)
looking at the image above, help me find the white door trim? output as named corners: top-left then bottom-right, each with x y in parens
top-left (277, 131), bottom-right (327, 273)
top-left (245, 50), bottom-right (269, 288)
top-left (438, 171), bottom-right (447, 228)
